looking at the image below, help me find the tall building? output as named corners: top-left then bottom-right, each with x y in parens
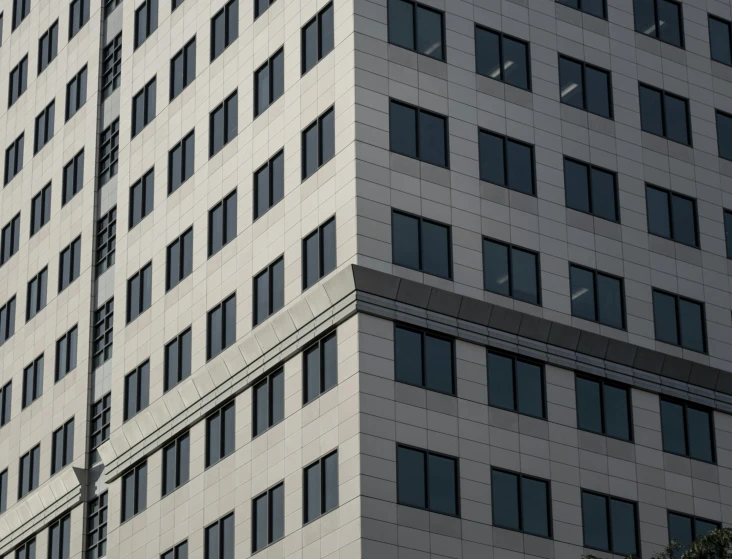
top-left (3, 0), bottom-right (732, 557)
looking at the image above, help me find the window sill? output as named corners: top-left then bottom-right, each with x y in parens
top-left (397, 501), bottom-right (460, 519)
top-left (489, 403), bottom-right (546, 422)
top-left (252, 418), bottom-right (284, 440)
top-left (662, 449), bottom-right (716, 466)
top-left (302, 505), bottom-right (339, 528)
top-left (493, 524), bottom-right (552, 540)
top-left (395, 378), bottom-right (456, 398)
top-left (303, 383), bottom-right (338, 408)
top-left (252, 536), bottom-right (284, 556)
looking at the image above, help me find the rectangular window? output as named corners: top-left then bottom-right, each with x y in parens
top-left (389, 100), bottom-right (447, 168)
top-left (69, 0), bottom-right (89, 39)
top-left (124, 361), bottom-right (150, 421)
top-left (255, 50), bottom-right (284, 117)
top-left (254, 257), bottom-right (284, 326)
top-left (253, 368), bottom-right (284, 437)
top-left (5, 133), bottom-right (24, 185)
top-left (170, 38), bottom-right (196, 100)
top-left (710, 16), bottom-right (732, 66)
top-left (569, 264), bottom-right (624, 329)
top-left (121, 462), bottom-right (147, 522)
top-left (304, 451), bottom-right (338, 523)
top-left (167, 228), bottom-right (193, 290)
top-left (394, 326), bottom-right (453, 394)
top-left (639, 83), bottom-right (691, 145)
top-left (717, 110), bottom-right (732, 161)
top-left (302, 106), bottom-right (336, 179)
top-left (482, 238), bottom-right (539, 304)
top-left (162, 542), bottom-right (187, 559)
top-left (253, 483), bottom-right (284, 552)
top-left (0, 381), bottom-right (10, 427)
top-left (165, 328), bottom-right (192, 391)
top-left (55, 326), bottom-right (78, 382)
top-left (38, 21), bottom-right (59, 74)
top-left (207, 294), bottom-right (236, 359)
top-left (65, 66), bottom-right (87, 121)
top-left (478, 129), bottom-right (534, 194)
top-left (99, 119), bottom-right (120, 186)
top-left (582, 491), bottom-right (638, 556)
top-left (92, 299), bottom-right (114, 369)
top-left (168, 131), bottom-right (195, 193)
top-left (576, 375), bottom-right (632, 441)
top-left (95, 207), bottom-right (117, 276)
top-left (132, 78), bottom-right (157, 138)
top-left (254, 150), bottom-right (284, 220)
top-left (559, 55), bottom-right (612, 118)
top-left (34, 101), bottom-right (55, 154)
top-left (205, 513), bottom-right (234, 559)
top-left (302, 3), bottom-right (334, 75)
top-left (0, 296), bottom-right (16, 346)
top-left (101, 34), bottom-right (122, 99)
top-left (668, 511), bottom-right (719, 557)
top-left (1, 213), bottom-right (20, 265)
top-left (162, 432), bottom-right (190, 496)
top-left (59, 236), bottom-right (81, 292)
top-left (15, 538), bottom-right (36, 559)
top-left (18, 444), bottom-right (40, 498)
top-left (557, 0), bottom-right (606, 19)
top-left (725, 210), bottom-right (732, 259)
top-left (22, 355), bottom-right (43, 408)
top-left (660, 398), bottom-right (714, 463)
top-left (564, 158), bottom-right (618, 221)
top-left (397, 445), bottom-right (458, 516)
top-left (129, 168), bottom-right (154, 229)
top-left (0, 468), bottom-right (7, 512)
top-left (646, 185), bottom-right (697, 247)
top-left (487, 351), bottom-right (544, 418)
top-left (303, 333), bottom-right (337, 404)
top-left (11, 0), bottom-right (29, 30)
top-left (134, 0), bottom-right (158, 49)
top-left (126, 263), bottom-right (152, 323)
top-left (211, 0), bottom-right (238, 61)
top-left (30, 183), bottom-right (51, 236)
top-left (86, 492), bottom-right (108, 559)
top-left (634, 0), bottom-right (683, 47)
top-left (475, 26), bottom-right (529, 90)
top-left (302, 217), bottom-right (336, 289)
top-left (48, 514), bottom-right (71, 559)
top-left (62, 149), bottom-right (84, 205)
top-left (387, 0), bottom-right (444, 60)
top-left (26, 267), bottom-right (48, 321)
top-left (205, 402), bottom-right (235, 467)
top-left (210, 90), bottom-right (238, 157)
top-left (491, 469), bottom-right (551, 537)
top-left (51, 418), bottom-right (74, 475)
top-left (8, 55), bottom-right (28, 107)
top-left (89, 393), bottom-right (111, 465)
top-left (254, 0), bottom-right (275, 19)
top-left (392, 210), bottom-right (451, 279)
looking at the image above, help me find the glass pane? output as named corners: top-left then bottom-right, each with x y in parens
top-left (305, 462), bottom-right (321, 522)
top-left (516, 360), bottom-right (543, 418)
top-left (392, 212), bottom-right (420, 270)
top-left (582, 492), bottom-right (609, 550)
top-left (661, 400), bottom-right (686, 455)
top-left (395, 327), bottom-right (422, 387)
top-left (179, 435), bottom-right (190, 485)
top-left (271, 51), bottom-right (284, 102)
top-left (271, 259), bottom-right (284, 313)
top-left (483, 240), bottom-right (509, 296)
top-left (664, 94), bottom-right (689, 145)
top-left (479, 131), bottom-right (505, 185)
top-left (565, 159), bottom-right (590, 213)
top-left (428, 454), bottom-right (456, 515)
top-left (421, 220), bottom-right (449, 278)
top-left (270, 370), bottom-right (284, 425)
top-left (687, 407), bottom-right (713, 462)
top-left (585, 66), bottom-right (611, 118)
top-left (183, 134), bottom-right (194, 180)
top-left (397, 447), bottom-right (425, 509)
top-left (388, 0), bottom-right (414, 51)
top-left (511, 248), bottom-right (538, 304)
top-left (695, 519), bottom-right (718, 539)
top-left (256, 65), bottom-right (269, 115)
top-left (590, 168), bottom-right (617, 221)
top-left (212, 12), bottom-right (225, 58)
top-left (389, 101), bottom-right (417, 159)
top-left (324, 452), bottom-right (338, 513)
top-left (492, 470), bottom-right (519, 530)
top-left (254, 381), bottom-right (268, 436)
top-left (658, 0), bottom-right (682, 47)
top-left (502, 36), bottom-right (528, 90)
top-left (303, 19), bottom-right (318, 73)
top-left (322, 334), bottom-right (338, 392)
top-left (271, 484), bottom-right (284, 541)
top-left (416, 6), bottom-right (442, 60)
top-left (253, 494), bottom-right (267, 551)
top-left (506, 140), bottom-right (533, 194)
top-left (305, 344), bottom-right (320, 402)
top-left (522, 478), bottom-right (549, 537)
top-left (488, 352), bottom-right (514, 410)
top-left (223, 403), bottom-right (235, 456)
top-left (670, 194), bottom-right (696, 246)
top-left (653, 291), bottom-right (679, 345)
top-left (255, 270), bottom-right (269, 324)
top-left (320, 5), bottom-right (334, 57)
top-left (559, 57), bottom-right (584, 109)
top-left (639, 86), bottom-right (664, 136)
top-left (180, 330), bottom-right (191, 380)
top-left (610, 499), bottom-right (637, 556)
top-left (603, 384), bottom-right (630, 440)
top-left (646, 186), bottom-right (671, 238)
top-left (271, 151), bottom-right (284, 204)
top-left (164, 443), bottom-right (176, 495)
top-left (322, 218), bottom-right (336, 276)
top-left (678, 298), bottom-right (704, 353)
top-left (710, 18), bottom-right (732, 65)
top-left (304, 123), bottom-right (318, 178)
top-left (168, 242), bottom-right (180, 288)
top-left (226, 0), bottom-right (238, 44)
top-left (321, 108), bottom-right (335, 164)
top-left (576, 376), bottom-right (603, 435)
top-left (207, 412), bottom-right (221, 464)
top-left (634, 0), bottom-right (656, 35)
top-left (583, 0), bottom-right (605, 18)
top-left (475, 28), bottom-right (501, 80)
top-left (718, 112), bottom-right (732, 161)
top-left (419, 111), bottom-right (446, 167)
top-left (668, 513), bottom-right (693, 558)
top-left (424, 335), bottom-right (453, 394)
top-left (570, 266), bottom-right (596, 322)
top-left (255, 166), bottom-right (269, 218)
top-left (597, 273), bottom-right (623, 329)
top-left (304, 231), bottom-right (319, 289)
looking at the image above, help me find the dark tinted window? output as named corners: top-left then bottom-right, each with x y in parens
top-left (51, 418), bottom-right (74, 475)
top-left (128, 169), bottom-right (154, 230)
top-left (162, 432), bottom-right (190, 496)
top-left (303, 217), bottom-right (336, 289)
top-left (207, 294), bottom-right (236, 360)
top-left (668, 512), bottom-right (719, 558)
top-left (304, 451), bottom-right (338, 523)
top-left (652, 289), bottom-right (705, 353)
top-left (725, 210), bottom-right (732, 259)
top-left (564, 158), bottom-right (618, 221)
top-left (255, 50), bottom-right (284, 117)
top-left (302, 107), bottom-right (336, 179)
top-left (582, 491), bottom-right (637, 556)
top-left (131, 78), bottom-right (156, 138)
top-left (98, 119), bottom-right (120, 186)
top-left (8, 56), bottom-right (28, 108)
top-left (482, 239), bottom-right (539, 304)
top-left (18, 444), bottom-right (40, 498)
top-left (0, 381), bottom-right (11, 427)
top-left (162, 542), bottom-right (188, 559)
top-left (33, 101), bottom-right (55, 154)
top-left (392, 211), bottom-right (451, 278)
top-left (0, 213), bottom-right (20, 266)
top-left (302, 3), bottom-right (334, 74)
top-left (475, 27), bottom-right (530, 90)
top-left (208, 190), bottom-right (237, 256)
top-left (254, 150), bottom-right (284, 219)
top-left (167, 228), bottom-right (193, 290)
top-left (134, 0), bottom-right (158, 49)
top-left (254, 257), bottom-right (284, 325)
top-left (388, 0), bottom-right (444, 60)
top-left (660, 399), bottom-right (714, 462)
top-left (62, 149), bottom-right (84, 205)
top-left (14, 538), bottom-right (36, 559)
top-left (206, 402), bottom-right (235, 467)
top-left (634, 0), bottom-right (683, 47)
top-left (26, 268), bottom-right (48, 322)
top-left (205, 513), bottom-right (234, 559)
top-left (559, 56), bottom-right (612, 118)
top-left (397, 446), bottom-right (457, 516)
top-left (646, 185), bottom-right (697, 246)
top-left (126, 263), bottom-right (152, 323)
top-left (58, 236), bottom-right (81, 292)
top-left (389, 100), bottom-right (448, 167)
top-left (168, 131), bottom-right (195, 193)
top-left (395, 326), bottom-right (454, 394)
top-left (253, 484), bottom-right (284, 552)
top-left (639, 84), bottom-right (690, 145)
top-left (170, 38), bottom-right (196, 100)
top-left (69, 0), bottom-right (90, 39)
top-left (92, 299), bottom-right (114, 369)
top-left (65, 66), bottom-right (87, 121)
top-left (165, 328), bottom-right (192, 391)
top-left (710, 16), bottom-right (732, 66)
top-left (124, 361), bottom-right (149, 421)
top-left (558, 0), bottom-right (605, 18)
top-left (121, 462), bottom-right (147, 522)
top-left (569, 265), bottom-right (624, 329)
top-left (479, 130), bottom-right (534, 194)
top-left (488, 351), bottom-right (544, 418)
top-left (22, 355), bottom-right (43, 408)
top-left (303, 333), bottom-right (337, 404)
top-left (47, 514), bottom-right (71, 559)
top-left (717, 110), bottom-right (732, 161)
top-left (101, 34), bottom-right (122, 98)
top-left (209, 91), bottom-right (238, 157)
top-left (5, 133), bottom-right (24, 185)
top-left (576, 376), bottom-right (631, 441)
top-left (55, 325), bottom-right (78, 383)
top-left (30, 183), bottom-right (51, 236)
top-left (0, 296), bottom-right (16, 347)
top-left (492, 469), bottom-right (551, 537)
top-left (253, 368), bottom-right (284, 436)
top-left (0, 468), bottom-right (7, 513)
